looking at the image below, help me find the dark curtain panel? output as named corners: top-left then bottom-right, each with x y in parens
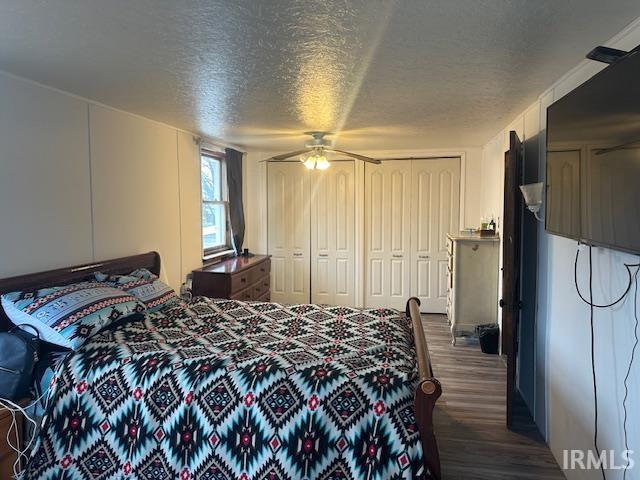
top-left (225, 148), bottom-right (245, 253)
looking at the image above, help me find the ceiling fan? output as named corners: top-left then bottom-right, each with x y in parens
top-left (262, 131), bottom-right (381, 170)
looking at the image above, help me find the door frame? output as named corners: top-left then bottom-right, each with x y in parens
top-left (501, 132), bottom-right (524, 428)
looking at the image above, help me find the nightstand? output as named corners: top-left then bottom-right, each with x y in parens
top-left (0, 397), bottom-right (30, 477)
top-left (192, 255), bottom-right (271, 301)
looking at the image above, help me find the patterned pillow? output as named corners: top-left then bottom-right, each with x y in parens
top-left (94, 268), bottom-right (177, 313)
top-left (1, 282), bottom-right (146, 349)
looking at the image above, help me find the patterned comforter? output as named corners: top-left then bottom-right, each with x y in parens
top-left (25, 297), bottom-right (425, 479)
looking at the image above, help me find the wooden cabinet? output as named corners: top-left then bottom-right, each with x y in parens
top-left (446, 234), bottom-right (499, 344)
top-left (192, 255), bottom-right (271, 302)
top-left (0, 398), bottom-right (28, 478)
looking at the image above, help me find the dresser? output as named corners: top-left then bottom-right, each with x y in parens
top-left (192, 255), bottom-right (271, 302)
top-left (446, 234), bottom-right (499, 345)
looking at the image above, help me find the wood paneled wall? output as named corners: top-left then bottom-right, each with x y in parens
top-left (0, 72), bottom-right (212, 291)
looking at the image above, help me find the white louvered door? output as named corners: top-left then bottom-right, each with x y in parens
top-left (365, 161), bottom-right (412, 309)
top-left (310, 162), bottom-right (355, 305)
top-left (410, 158), bottom-right (460, 313)
top-left (267, 162), bottom-right (310, 304)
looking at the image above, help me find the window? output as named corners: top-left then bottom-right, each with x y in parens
top-left (201, 150), bottom-right (230, 257)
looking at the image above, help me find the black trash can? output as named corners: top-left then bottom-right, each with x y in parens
top-left (476, 324), bottom-right (499, 354)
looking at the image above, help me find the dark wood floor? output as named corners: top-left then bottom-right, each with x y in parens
top-left (422, 314), bottom-right (564, 479)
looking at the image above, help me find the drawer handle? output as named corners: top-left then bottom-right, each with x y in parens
top-left (392, 254), bottom-right (403, 258)
top-left (293, 253), bottom-right (303, 257)
top-left (263, 282), bottom-right (269, 287)
top-left (260, 267), bottom-right (266, 272)
top-left (241, 277), bottom-right (247, 283)
top-left (318, 253), bottom-right (328, 257)
top-left (418, 255), bottom-right (430, 259)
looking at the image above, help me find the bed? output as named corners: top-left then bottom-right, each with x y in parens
top-left (0, 252), bottom-right (442, 480)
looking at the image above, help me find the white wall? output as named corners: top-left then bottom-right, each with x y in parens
top-left (89, 105), bottom-right (183, 289)
top-left (0, 71), bottom-right (228, 291)
top-left (0, 73), bottom-right (94, 274)
top-left (481, 17), bottom-right (640, 479)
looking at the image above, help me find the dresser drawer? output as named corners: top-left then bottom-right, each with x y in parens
top-left (230, 275), bottom-right (271, 302)
top-left (252, 275), bottom-right (270, 299)
top-left (230, 260), bottom-right (271, 293)
top-left (230, 286), bottom-right (254, 302)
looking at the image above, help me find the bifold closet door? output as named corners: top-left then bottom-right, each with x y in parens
top-left (365, 161), bottom-right (412, 309)
top-left (311, 162), bottom-right (355, 306)
top-left (267, 162), bottom-right (310, 304)
top-left (410, 158), bottom-right (460, 313)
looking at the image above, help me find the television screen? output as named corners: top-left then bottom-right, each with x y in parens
top-left (546, 49), bottom-right (640, 254)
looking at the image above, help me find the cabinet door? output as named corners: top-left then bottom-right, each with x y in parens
top-left (365, 161), bottom-right (412, 309)
top-left (410, 158), bottom-right (460, 313)
top-left (267, 162), bottom-right (310, 304)
top-left (311, 162), bottom-right (355, 305)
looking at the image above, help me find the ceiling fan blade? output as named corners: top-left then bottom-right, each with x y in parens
top-left (269, 149), bottom-right (311, 161)
top-left (326, 148), bottom-right (381, 164)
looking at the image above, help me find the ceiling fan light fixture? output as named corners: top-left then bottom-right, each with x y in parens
top-left (315, 155), bottom-right (330, 170)
top-left (302, 155), bottom-right (317, 170)
top-left (301, 147), bottom-right (330, 170)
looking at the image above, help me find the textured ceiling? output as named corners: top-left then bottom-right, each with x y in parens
top-left (1, 0), bottom-right (639, 151)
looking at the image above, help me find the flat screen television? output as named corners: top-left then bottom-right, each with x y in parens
top-left (546, 49), bottom-right (640, 255)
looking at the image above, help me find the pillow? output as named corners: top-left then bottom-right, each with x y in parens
top-left (94, 268), bottom-right (177, 313)
top-left (1, 282), bottom-right (146, 349)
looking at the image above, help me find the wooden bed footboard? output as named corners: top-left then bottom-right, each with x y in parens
top-left (406, 297), bottom-right (442, 480)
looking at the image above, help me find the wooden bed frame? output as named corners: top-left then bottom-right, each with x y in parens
top-left (406, 297), bottom-right (443, 480)
top-left (0, 252), bottom-right (161, 328)
top-left (0, 253), bottom-right (442, 479)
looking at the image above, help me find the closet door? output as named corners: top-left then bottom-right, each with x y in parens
top-left (410, 158), bottom-right (460, 313)
top-left (311, 162), bottom-right (355, 306)
top-left (365, 161), bottom-right (412, 309)
top-left (267, 162), bottom-right (310, 304)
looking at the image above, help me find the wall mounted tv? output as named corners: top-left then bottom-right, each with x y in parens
top-left (546, 49), bottom-right (640, 255)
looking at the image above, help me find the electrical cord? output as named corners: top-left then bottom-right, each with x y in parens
top-left (574, 243), bottom-right (640, 480)
top-left (574, 247), bottom-right (639, 307)
top-left (587, 245), bottom-right (605, 480)
top-left (622, 267), bottom-right (639, 480)
top-left (0, 388), bottom-right (51, 479)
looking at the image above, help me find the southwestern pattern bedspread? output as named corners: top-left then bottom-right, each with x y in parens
top-left (25, 298), bottom-right (425, 479)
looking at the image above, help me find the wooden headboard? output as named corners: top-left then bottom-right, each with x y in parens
top-left (0, 252), bottom-right (161, 329)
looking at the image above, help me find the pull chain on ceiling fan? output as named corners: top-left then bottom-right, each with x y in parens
top-left (262, 131), bottom-right (381, 169)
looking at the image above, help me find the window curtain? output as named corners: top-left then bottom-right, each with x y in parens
top-left (225, 148), bottom-right (245, 254)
